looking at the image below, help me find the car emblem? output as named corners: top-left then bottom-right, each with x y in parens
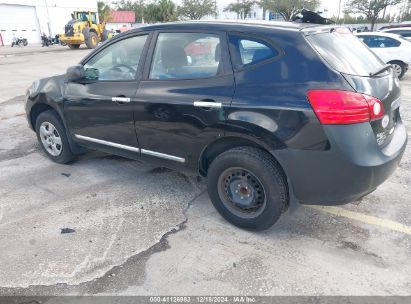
top-left (382, 115), bottom-right (390, 128)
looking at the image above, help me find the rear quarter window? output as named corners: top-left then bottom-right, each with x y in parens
top-left (306, 31), bottom-right (385, 77)
top-left (229, 34), bottom-right (279, 69)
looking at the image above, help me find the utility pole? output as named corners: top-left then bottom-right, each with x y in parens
top-left (44, 0), bottom-right (52, 36)
top-left (337, 0), bottom-right (342, 22)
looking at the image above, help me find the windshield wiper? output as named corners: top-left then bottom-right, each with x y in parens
top-left (369, 64), bottom-right (392, 77)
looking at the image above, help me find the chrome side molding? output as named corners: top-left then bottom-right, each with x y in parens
top-left (75, 134), bottom-right (140, 152)
top-left (141, 149), bottom-right (185, 163)
top-left (74, 134), bottom-right (185, 163)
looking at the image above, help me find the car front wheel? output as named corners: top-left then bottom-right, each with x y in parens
top-left (35, 110), bottom-right (75, 164)
top-left (207, 147), bottom-right (289, 231)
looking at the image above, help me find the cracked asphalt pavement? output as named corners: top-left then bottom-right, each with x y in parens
top-left (0, 48), bottom-right (410, 296)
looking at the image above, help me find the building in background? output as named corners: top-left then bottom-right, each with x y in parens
top-left (105, 10), bottom-right (135, 31)
top-left (0, 0), bottom-right (97, 45)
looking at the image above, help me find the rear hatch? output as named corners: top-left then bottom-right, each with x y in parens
top-left (305, 28), bottom-right (401, 148)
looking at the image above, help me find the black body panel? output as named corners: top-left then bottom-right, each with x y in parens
top-left (25, 21), bottom-right (408, 206)
top-left (64, 81), bottom-right (140, 159)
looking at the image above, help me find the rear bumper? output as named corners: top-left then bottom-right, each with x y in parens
top-left (275, 120), bottom-right (407, 205)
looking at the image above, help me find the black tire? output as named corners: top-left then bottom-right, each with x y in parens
top-left (23, 40), bottom-right (28, 46)
top-left (389, 60), bottom-right (406, 80)
top-left (207, 147), bottom-right (289, 231)
top-left (68, 44), bottom-right (80, 49)
top-left (35, 110), bottom-right (75, 164)
top-left (85, 32), bottom-right (98, 49)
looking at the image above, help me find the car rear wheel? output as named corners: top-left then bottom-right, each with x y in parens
top-left (389, 61), bottom-right (406, 79)
top-left (35, 110), bottom-right (75, 164)
top-left (207, 147), bottom-right (289, 230)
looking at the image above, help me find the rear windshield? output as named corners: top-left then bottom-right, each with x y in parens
top-left (306, 31), bottom-right (385, 77)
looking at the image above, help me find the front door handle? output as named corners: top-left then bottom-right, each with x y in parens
top-left (112, 96), bottom-right (131, 104)
top-left (193, 100), bottom-right (222, 109)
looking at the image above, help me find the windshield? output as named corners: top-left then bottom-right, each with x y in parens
top-left (306, 31), bottom-right (385, 77)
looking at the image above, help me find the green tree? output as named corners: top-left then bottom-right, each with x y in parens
top-left (158, 0), bottom-right (177, 21)
top-left (258, 0), bottom-right (320, 21)
top-left (144, 0), bottom-right (177, 23)
top-left (400, 0), bottom-right (411, 21)
top-left (178, 0), bottom-right (216, 20)
top-left (97, 1), bottom-right (112, 23)
top-left (224, 0), bottom-right (256, 19)
top-left (344, 0), bottom-right (402, 30)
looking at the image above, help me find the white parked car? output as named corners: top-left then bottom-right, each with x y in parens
top-left (355, 32), bottom-right (411, 79)
top-left (380, 27), bottom-right (411, 41)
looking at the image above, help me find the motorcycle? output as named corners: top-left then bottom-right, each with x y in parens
top-left (42, 34), bottom-right (66, 47)
top-left (41, 33), bottom-right (52, 47)
top-left (11, 36), bottom-right (28, 47)
top-left (52, 34), bottom-right (66, 46)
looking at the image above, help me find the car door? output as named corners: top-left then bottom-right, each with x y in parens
top-left (64, 33), bottom-right (150, 159)
top-left (133, 31), bottom-right (234, 168)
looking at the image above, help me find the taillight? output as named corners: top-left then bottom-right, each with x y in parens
top-left (307, 90), bottom-right (384, 125)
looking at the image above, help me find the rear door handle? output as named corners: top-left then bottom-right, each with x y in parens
top-left (193, 101), bottom-right (222, 109)
top-left (112, 96), bottom-right (131, 104)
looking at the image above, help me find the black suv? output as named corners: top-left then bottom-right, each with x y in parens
top-left (25, 21), bottom-right (407, 230)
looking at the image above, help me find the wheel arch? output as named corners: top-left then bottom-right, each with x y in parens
top-left (198, 135), bottom-right (286, 178)
top-left (88, 28), bottom-right (98, 35)
top-left (29, 100), bottom-right (85, 154)
top-left (387, 59), bottom-right (406, 65)
top-left (29, 102), bottom-right (58, 130)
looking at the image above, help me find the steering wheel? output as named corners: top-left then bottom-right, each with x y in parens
top-left (112, 64), bottom-right (136, 74)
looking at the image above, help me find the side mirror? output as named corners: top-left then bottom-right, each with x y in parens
top-left (66, 65), bottom-right (85, 82)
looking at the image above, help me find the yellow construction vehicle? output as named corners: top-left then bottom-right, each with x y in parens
top-left (59, 11), bottom-right (110, 49)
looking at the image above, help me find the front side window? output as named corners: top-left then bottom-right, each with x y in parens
top-left (84, 35), bottom-right (147, 81)
top-left (150, 32), bottom-right (221, 80)
top-left (229, 35), bottom-right (278, 67)
top-left (359, 35), bottom-right (401, 48)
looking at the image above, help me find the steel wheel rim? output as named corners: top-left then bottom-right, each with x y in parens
top-left (392, 64), bottom-right (402, 77)
top-left (39, 121), bottom-right (62, 156)
top-left (217, 167), bottom-right (267, 219)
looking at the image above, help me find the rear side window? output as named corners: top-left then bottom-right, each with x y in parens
top-left (306, 31), bottom-right (384, 77)
top-left (150, 32), bottom-right (221, 80)
top-left (229, 35), bottom-right (278, 68)
top-left (358, 35), bottom-right (401, 48)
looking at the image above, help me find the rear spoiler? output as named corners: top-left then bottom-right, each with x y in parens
top-left (302, 26), bottom-right (353, 36)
